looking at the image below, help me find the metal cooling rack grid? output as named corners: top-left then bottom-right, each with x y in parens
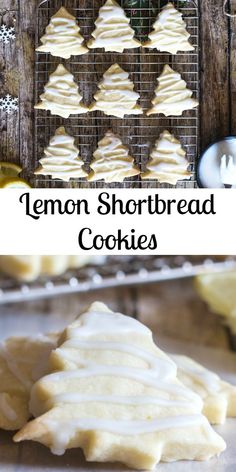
top-left (34, 0), bottom-right (199, 188)
top-left (0, 256), bottom-right (235, 305)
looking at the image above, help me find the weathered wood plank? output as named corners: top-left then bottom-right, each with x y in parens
top-left (200, 0), bottom-right (230, 150)
top-left (0, 285), bottom-right (138, 340)
top-left (0, 9), bottom-right (19, 164)
top-left (137, 278), bottom-right (231, 350)
top-left (18, 0), bottom-right (37, 182)
top-left (0, 276), bottom-right (232, 350)
top-left (229, 2), bottom-right (236, 134)
top-left (0, 1), bottom-right (17, 9)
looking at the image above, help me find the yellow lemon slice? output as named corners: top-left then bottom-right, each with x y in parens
top-left (0, 162), bottom-right (22, 178)
top-left (0, 177), bottom-right (31, 188)
top-left (195, 272), bottom-right (236, 318)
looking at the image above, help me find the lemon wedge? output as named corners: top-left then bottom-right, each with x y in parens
top-left (0, 161), bottom-right (22, 178)
top-left (195, 272), bottom-right (236, 318)
top-left (0, 177), bottom-right (31, 188)
top-left (0, 162), bottom-right (31, 188)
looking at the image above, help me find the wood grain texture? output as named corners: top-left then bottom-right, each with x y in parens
top-left (2, 0), bottom-right (234, 187)
top-left (0, 277), bottom-right (232, 349)
top-left (199, 0), bottom-right (231, 149)
top-left (0, 1), bottom-right (17, 9)
top-left (229, 1), bottom-right (236, 134)
top-left (0, 0), bottom-right (235, 184)
top-left (18, 0), bottom-right (36, 181)
top-left (0, 8), bottom-right (19, 164)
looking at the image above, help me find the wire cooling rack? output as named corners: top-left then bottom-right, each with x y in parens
top-left (0, 256), bottom-right (235, 304)
top-left (34, 0), bottom-right (199, 188)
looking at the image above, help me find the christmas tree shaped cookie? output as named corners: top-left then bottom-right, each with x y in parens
top-left (36, 7), bottom-right (88, 59)
top-left (35, 64), bottom-right (88, 118)
top-left (87, 130), bottom-right (140, 182)
top-left (144, 2), bottom-right (194, 54)
top-left (14, 302), bottom-right (225, 469)
top-left (171, 353), bottom-right (236, 425)
top-left (142, 130), bottom-right (191, 184)
top-left (0, 334), bottom-right (57, 431)
top-left (147, 65), bottom-right (198, 117)
top-left (35, 127), bottom-right (88, 182)
top-left (91, 63), bottom-right (142, 118)
top-left (87, 0), bottom-right (140, 52)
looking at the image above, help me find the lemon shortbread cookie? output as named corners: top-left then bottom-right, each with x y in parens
top-left (0, 334), bottom-right (57, 430)
top-left (142, 130), bottom-right (191, 184)
top-left (36, 7), bottom-right (88, 59)
top-left (91, 63), bottom-right (142, 118)
top-left (147, 64), bottom-right (198, 117)
top-left (15, 302), bottom-right (225, 469)
top-left (0, 256), bottom-right (97, 281)
top-left (35, 127), bottom-right (88, 182)
top-left (195, 272), bottom-right (236, 335)
top-left (171, 353), bottom-right (236, 425)
top-left (144, 2), bottom-right (194, 54)
top-left (35, 64), bottom-right (88, 118)
top-left (87, 130), bottom-right (140, 182)
top-left (88, 0), bottom-right (140, 52)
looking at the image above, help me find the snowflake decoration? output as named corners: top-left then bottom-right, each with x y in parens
top-left (0, 24), bottom-right (16, 44)
top-left (0, 94), bottom-right (18, 114)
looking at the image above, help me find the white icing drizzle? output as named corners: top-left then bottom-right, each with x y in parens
top-left (45, 415), bottom-right (207, 456)
top-left (35, 127), bottom-right (88, 181)
top-left (60, 339), bottom-right (177, 379)
top-left (88, 131), bottom-right (140, 182)
top-left (171, 355), bottom-right (221, 394)
top-left (142, 130), bottom-right (190, 184)
top-left (92, 64), bottom-right (143, 118)
top-left (41, 365), bottom-right (198, 402)
top-left (145, 2), bottom-right (194, 54)
top-left (0, 393), bottom-right (17, 421)
top-left (30, 306), bottom-right (208, 456)
top-left (48, 392), bottom-right (190, 408)
top-left (48, 339), bottom-right (201, 405)
top-left (36, 7), bottom-right (88, 59)
top-left (146, 64), bottom-right (198, 117)
top-left (88, 0), bottom-right (140, 52)
top-left (68, 307), bottom-right (151, 337)
top-left (35, 64), bottom-right (88, 118)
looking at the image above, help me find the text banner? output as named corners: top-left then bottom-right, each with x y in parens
top-left (0, 189), bottom-right (234, 255)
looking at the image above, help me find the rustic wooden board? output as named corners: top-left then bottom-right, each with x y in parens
top-left (1, 0), bottom-right (235, 188)
top-left (0, 276), bottom-right (233, 348)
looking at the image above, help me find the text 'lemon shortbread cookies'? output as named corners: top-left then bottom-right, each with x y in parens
top-left (87, 130), bottom-right (140, 182)
top-left (14, 302), bottom-right (225, 469)
top-left (144, 2), bottom-right (194, 54)
top-left (0, 334), bottom-right (57, 430)
top-left (142, 130), bottom-right (191, 184)
top-left (87, 0), bottom-right (140, 52)
top-left (0, 255), bottom-right (94, 281)
top-left (146, 64), bottom-right (198, 117)
top-left (36, 7), bottom-right (88, 59)
top-left (35, 127), bottom-right (88, 182)
top-left (91, 63), bottom-right (142, 118)
top-left (171, 353), bottom-right (236, 425)
top-left (35, 64), bottom-right (88, 118)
